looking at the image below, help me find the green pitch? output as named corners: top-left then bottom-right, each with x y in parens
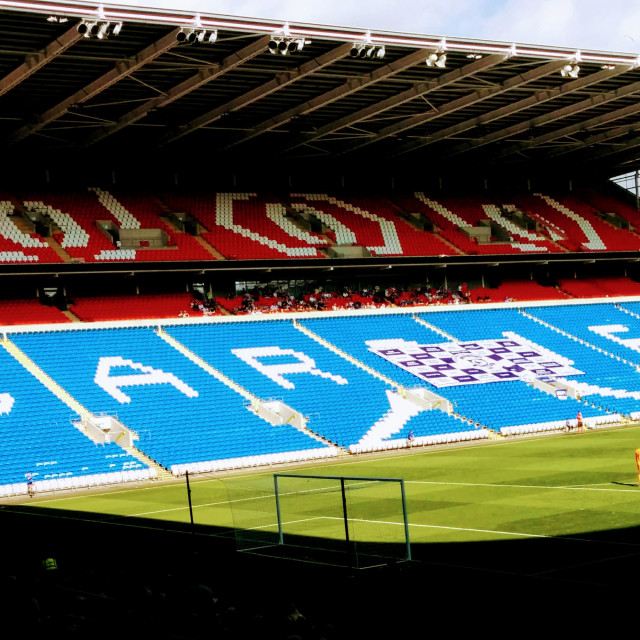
top-left (11, 425), bottom-right (640, 577)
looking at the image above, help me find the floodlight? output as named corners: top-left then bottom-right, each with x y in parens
top-left (96, 22), bottom-right (110, 39)
top-left (426, 52), bottom-right (446, 68)
top-left (560, 63), bottom-right (580, 78)
top-left (77, 21), bottom-right (94, 36)
top-left (350, 44), bottom-right (363, 58)
top-left (207, 30), bottom-right (217, 43)
top-left (197, 29), bottom-right (206, 43)
top-left (376, 46), bottom-right (386, 59)
top-left (268, 36), bottom-right (307, 56)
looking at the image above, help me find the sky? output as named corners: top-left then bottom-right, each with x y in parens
top-left (98, 0), bottom-right (640, 53)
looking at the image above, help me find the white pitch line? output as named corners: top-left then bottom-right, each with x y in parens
top-left (325, 517), bottom-right (640, 547)
top-left (407, 480), bottom-right (638, 492)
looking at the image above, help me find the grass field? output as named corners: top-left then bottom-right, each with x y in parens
top-left (8, 424), bottom-right (640, 578)
top-left (5, 424), bottom-right (640, 633)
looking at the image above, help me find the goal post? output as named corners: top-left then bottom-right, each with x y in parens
top-left (273, 473), bottom-right (411, 568)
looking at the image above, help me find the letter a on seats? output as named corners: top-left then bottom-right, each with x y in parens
top-left (0, 393), bottom-right (14, 416)
top-left (94, 356), bottom-right (198, 403)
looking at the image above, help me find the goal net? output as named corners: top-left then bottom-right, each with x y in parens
top-left (224, 473), bottom-right (411, 569)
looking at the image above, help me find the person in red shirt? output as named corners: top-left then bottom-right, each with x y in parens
top-left (576, 411), bottom-right (583, 434)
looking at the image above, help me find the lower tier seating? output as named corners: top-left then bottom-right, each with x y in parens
top-left (5, 299), bottom-right (640, 495)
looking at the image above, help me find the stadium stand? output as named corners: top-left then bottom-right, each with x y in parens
top-left (0, 186), bottom-right (639, 263)
top-left (9, 326), bottom-right (335, 479)
top-left (7, 296), bottom-right (640, 496)
top-left (0, 299), bottom-right (70, 325)
top-left (68, 293), bottom-right (215, 322)
top-left (0, 341), bottom-right (150, 496)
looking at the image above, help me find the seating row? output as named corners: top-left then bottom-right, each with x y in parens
top-left (0, 187), bottom-right (637, 263)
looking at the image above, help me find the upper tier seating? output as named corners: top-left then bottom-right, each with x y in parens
top-left (289, 193), bottom-right (457, 256)
top-left (394, 193), bottom-right (561, 254)
top-left (160, 192), bottom-right (326, 259)
top-left (19, 188), bottom-right (213, 263)
top-left (0, 186), bottom-right (636, 263)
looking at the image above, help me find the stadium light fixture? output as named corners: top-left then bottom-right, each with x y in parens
top-left (560, 63), bottom-right (580, 78)
top-left (176, 28), bottom-right (217, 44)
top-left (46, 15), bottom-right (69, 23)
top-left (426, 52), bottom-right (447, 68)
top-left (267, 37), bottom-right (307, 55)
top-left (77, 20), bottom-right (123, 39)
top-left (350, 43), bottom-right (385, 59)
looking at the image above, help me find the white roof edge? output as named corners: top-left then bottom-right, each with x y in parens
top-left (1, 0), bottom-right (638, 64)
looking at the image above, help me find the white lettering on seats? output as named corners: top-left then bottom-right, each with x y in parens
top-left (588, 324), bottom-right (640, 352)
top-left (290, 202), bottom-right (357, 245)
top-left (357, 390), bottom-right (425, 448)
top-left (292, 194), bottom-right (401, 255)
top-left (535, 193), bottom-right (606, 250)
top-left (22, 201), bottom-right (90, 248)
top-left (0, 201), bottom-right (48, 249)
top-left (89, 187), bottom-right (141, 229)
top-left (481, 204), bottom-right (549, 252)
top-left (231, 346), bottom-right (348, 390)
top-left (216, 193), bottom-right (319, 257)
top-left (94, 356), bottom-right (198, 403)
top-left (0, 393), bottom-right (15, 415)
top-left (265, 203), bottom-right (326, 245)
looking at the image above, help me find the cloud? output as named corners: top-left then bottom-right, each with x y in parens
top-left (100, 0), bottom-right (640, 52)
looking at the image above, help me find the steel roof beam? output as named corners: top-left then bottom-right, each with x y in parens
top-left (222, 47), bottom-right (439, 150)
top-left (157, 41), bottom-right (352, 147)
top-left (0, 23), bottom-right (83, 98)
top-left (545, 119), bottom-right (640, 160)
top-left (576, 131), bottom-right (640, 163)
top-left (7, 27), bottom-right (182, 144)
top-left (285, 53), bottom-right (507, 153)
top-left (348, 59), bottom-right (568, 156)
top-left (446, 71), bottom-right (640, 159)
top-left (85, 34), bottom-right (272, 146)
top-left (488, 88), bottom-right (640, 162)
top-left (392, 65), bottom-right (628, 157)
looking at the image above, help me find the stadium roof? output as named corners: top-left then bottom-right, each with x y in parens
top-left (1, 0), bottom-right (640, 177)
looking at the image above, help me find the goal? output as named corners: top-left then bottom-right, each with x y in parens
top-left (225, 473), bottom-right (411, 568)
